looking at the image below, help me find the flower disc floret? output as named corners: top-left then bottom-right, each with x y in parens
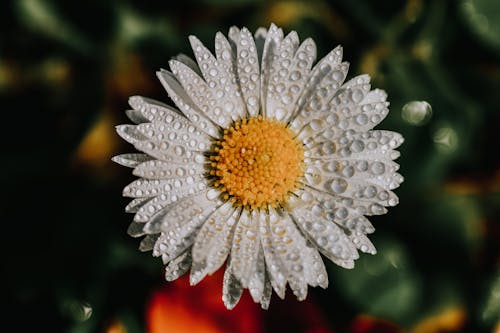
top-left (210, 117), bottom-right (304, 209)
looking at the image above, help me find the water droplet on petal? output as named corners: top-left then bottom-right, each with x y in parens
top-left (330, 178), bottom-right (347, 193)
top-left (370, 162), bottom-right (385, 175)
top-left (206, 189), bottom-right (219, 200)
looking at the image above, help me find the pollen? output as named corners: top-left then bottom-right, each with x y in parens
top-left (210, 116), bottom-right (304, 210)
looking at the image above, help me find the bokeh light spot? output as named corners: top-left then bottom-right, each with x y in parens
top-left (402, 101), bottom-right (432, 126)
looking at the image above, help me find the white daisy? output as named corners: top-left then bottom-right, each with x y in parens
top-left (113, 23), bottom-right (403, 310)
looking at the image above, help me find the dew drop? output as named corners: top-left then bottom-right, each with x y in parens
top-left (309, 119), bottom-right (323, 131)
top-left (370, 162), bottom-right (385, 175)
top-left (378, 191), bottom-right (389, 200)
top-left (206, 189), bottom-right (219, 200)
top-left (342, 166), bottom-right (355, 178)
top-left (330, 178), bottom-right (348, 193)
top-left (281, 94), bottom-right (292, 104)
top-left (290, 71), bottom-right (301, 81)
top-left (174, 146), bottom-right (185, 156)
top-left (402, 100), bottom-right (432, 126)
top-left (335, 207), bottom-right (348, 219)
top-left (176, 167), bottom-right (185, 177)
top-left (322, 141), bottom-right (336, 155)
top-left (364, 186), bottom-right (377, 198)
top-left (370, 203), bottom-right (385, 214)
top-left (350, 140), bottom-right (365, 153)
top-left (351, 89), bottom-right (364, 103)
top-left (355, 114), bottom-right (368, 125)
top-left (248, 96), bottom-right (258, 106)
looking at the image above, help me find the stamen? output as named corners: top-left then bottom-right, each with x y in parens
top-left (211, 116), bottom-right (304, 210)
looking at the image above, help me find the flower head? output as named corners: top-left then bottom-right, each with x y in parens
top-left (113, 23), bottom-right (403, 310)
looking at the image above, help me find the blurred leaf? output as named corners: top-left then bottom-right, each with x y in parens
top-left (461, 0), bottom-right (500, 54)
top-left (481, 270), bottom-right (500, 326)
top-left (15, 0), bottom-right (92, 53)
top-left (115, 5), bottom-right (180, 47)
top-left (329, 237), bottom-right (421, 324)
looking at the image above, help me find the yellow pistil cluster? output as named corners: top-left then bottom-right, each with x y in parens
top-left (210, 116), bottom-right (304, 210)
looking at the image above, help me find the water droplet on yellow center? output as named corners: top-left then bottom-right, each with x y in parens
top-left (210, 116), bottom-right (304, 209)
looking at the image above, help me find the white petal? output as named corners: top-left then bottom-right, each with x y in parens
top-left (125, 109), bottom-right (149, 124)
top-left (156, 69), bottom-right (219, 137)
top-left (127, 221), bottom-right (146, 238)
top-left (302, 169), bottom-right (394, 218)
top-left (303, 246), bottom-right (328, 288)
top-left (259, 277), bottom-right (273, 310)
top-left (123, 176), bottom-right (204, 198)
top-left (133, 159), bottom-right (205, 180)
top-left (258, 209), bottom-right (287, 298)
top-left (139, 234), bottom-right (158, 251)
top-left (247, 246), bottom-right (266, 302)
top-left (290, 61), bottom-right (349, 133)
top-left (290, 199), bottom-right (359, 265)
top-left (189, 207), bottom-right (240, 285)
top-left (280, 38), bottom-right (317, 122)
top-left (230, 209), bottom-right (260, 287)
top-left (134, 180), bottom-right (208, 223)
top-left (173, 53), bottom-right (202, 76)
top-left (236, 27), bottom-right (261, 117)
top-left (291, 188), bottom-right (375, 234)
top-left (214, 32), bottom-right (251, 117)
top-left (293, 45), bottom-right (343, 115)
top-left (112, 153), bottom-right (152, 168)
top-left (349, 231), bottom-right (377, 254)
top-left (215, 31), bottom-right (235, 62)
top-left (115, 124), bottom-right (147, 145)
top-left (169, 59), bottom-right (228, 127)
top-left (265, 31), bottom-right (304, 121)
top-left (266, 210), bottom-right (309, 301)
top-left (188, 35), bottom-right (245, 124)
top-left (254, 27), bottom-right (267, 62)
top-left (133, 138), bottom-right (205, 164)
top-left (128, 95), bottom-right (181, 122)
top-left (306, 130), bottom-right (404, 161)
top-left (302, 164), bottom-right (400, 207)
top-left (165, 251), bottom-right (192, 281)
top-left (152, 192), bottom-right (220, 261)
top-left (125, 197), bottom-right (151, 213)
top-left (228, 26), bottom-right (240, 48)
top-left (260, 23), bottom-right (283, 115)
top-left (362, 88), bottom-right (387, 104)
top-left (222, 264), bottom-right (243, 310)
top-left (135, 120), bottom-right (210, 152)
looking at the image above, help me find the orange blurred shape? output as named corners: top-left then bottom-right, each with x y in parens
top-left (147, 270), bottom-right (262, 333)
top-left (106, 320), bottom-right (127, 333)
top-left (267, 1), bottom-right (313, 26)
top-left (107, 51), bottom-right (155, 100)
top-left (410, 307), bottom-right (467, 333)
top-left (349, 315), bottom-right (402, 333)
top-left (493, 320), bottom-right (500, 333)
top-left (74, 112), bottom-right (118, 168)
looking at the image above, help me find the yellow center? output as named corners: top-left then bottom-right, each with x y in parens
top-left (210, 116), bottom-right (304, 210)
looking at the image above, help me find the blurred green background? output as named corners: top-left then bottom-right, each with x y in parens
top-left (1, 0), bottom-right (499, 332)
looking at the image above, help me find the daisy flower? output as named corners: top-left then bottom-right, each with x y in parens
top-left (113, 23), bottom-right (404, 310)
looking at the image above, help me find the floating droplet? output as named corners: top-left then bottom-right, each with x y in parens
top-left (402, 101), bottom-right (432, 125)
top-left (433, 126), bottom-right (458, 152)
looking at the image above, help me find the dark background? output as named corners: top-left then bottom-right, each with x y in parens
top-left (1, 0), bottom-right (499, 332)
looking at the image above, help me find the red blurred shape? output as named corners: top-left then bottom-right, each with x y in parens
top-left (349, 315), bottom-right (402, 333)
top-left (147, 270), bottom-right (261, 333)
top-left (147, 269), bottom-right (337, 333)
